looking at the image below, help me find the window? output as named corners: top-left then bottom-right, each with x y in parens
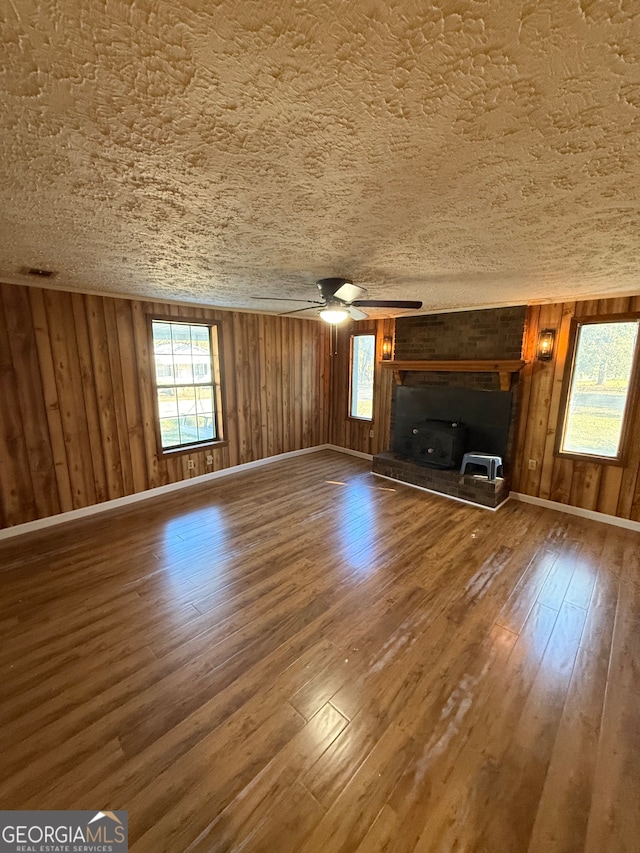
top-left (350, 334), bottom-right (375, 420)
top-left (558, 317), bottom-right (639, 461)
top-left (151, 319), bottom-right (223, 451)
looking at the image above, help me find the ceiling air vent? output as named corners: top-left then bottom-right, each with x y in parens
top-left (20, 266), bottom-right (58, 278)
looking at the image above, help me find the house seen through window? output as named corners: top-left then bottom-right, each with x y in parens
top-left (151, 319), bottom-right (222, 450)
top-left (559, 318), bottom-right (639, 460)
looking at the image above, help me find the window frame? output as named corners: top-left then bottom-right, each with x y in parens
top-left (148, 315), bottom-right (227, 456)
top-left (555, 312), bottom-right (640, 466)
top-left (348, 332), bottom-right (376, 422)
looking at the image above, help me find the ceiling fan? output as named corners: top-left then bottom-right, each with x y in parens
top-left (252, 278), bottom-right (423, 324)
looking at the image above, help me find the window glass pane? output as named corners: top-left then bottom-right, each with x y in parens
top-left (169, 324), bottom-right (193, 383)
top-left (191, 324), bottom-right (211, 353)
top-left (159, 417), bottom-right (180, 447)
top-left (196, 385), bottom-right (214, 413)
top-left (170, 323), bottom-right (191, 352)
top-left (193, 361), bottom-right (210, 382)
top-left (176, 386), bottom-right (198, 416)
top-left (562, 321), bottom-right (638, 457)
top-left (151, 320), bottom-right (221, 449)
top-left (156, 361), bottom-right (174, 380)
top-left (197, 415), bottom-right (215, 442)
top-left (157, 388), bottom-right (178, 418)
top-left (153, 322), bottom-right (171, 352)
top-left (153, 323), bottom-right (174, 383)
top-left (350, 335), bottom-right (375, 420)
top-left (178, 415), bottom-right (198, 445)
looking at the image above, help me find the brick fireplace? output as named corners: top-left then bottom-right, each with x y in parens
top-left (372, 306), bottom-right (527, 508)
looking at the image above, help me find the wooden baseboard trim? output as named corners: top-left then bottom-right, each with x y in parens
top-left (509, 492), bottom-right (640, 532)
top-left (0, 445), bottom-right (344, 541)
top-left (325, 444), bottom-right (374, 461)
top-left (373, 472), bottom-right (509, 512)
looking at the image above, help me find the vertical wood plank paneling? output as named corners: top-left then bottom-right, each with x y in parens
top-left (515, 295), bottom-right (640, 520)
top-left (248, 312), bottom-right (262, 460)
top-left (114, 299), bottom-right (148, 493)
top-left (371, 318), bottom-right (395, 455)
top-left (320, 322), bottom-right (330, 445)
top-left (61, 292), bottom-right (99, 507)
top-left (4, 279), bottom-right (638, 529)
top-left (28, 288), bottom-right (74, 512)
top-left (270, 314), bottom-right (281, 453)
top-left (616, 381), bottom-right (640, 519)
top-left (320, 324), bottom-right (331, 446)
top-left (632, 478), bottom-right (640, 523)
top-left (334, 321), bottom-right (347, 449)
top-left (512, 305), bottom-right (540, 492)
top-left (232, 312), bottom-right (251, 464)
top-left (315, 323), bottom-right (331, 444)
top-left (549, 457), bottom-right (575, 505)
top-left (44, 289), bottom-right (96, 509)
top-left (131, 301), bottom-right (163, 489)
top-left (258, 315), bottom-right (271, 457)
top-left (538, 303), bottom-right (575, 500)
top-left (597, 466), bottom-right (624, 517)
top-left (281, 318), bottom-right (292, 453)
top-left (518, 303), bottom-right (564, 497)
top-left (0, 283), bottom-right (330, 529)
top-left (300, 321), bottom-right (310, 447)
top-left (221, 314), bottom-right (237, 468)
top-left (569, 461), bottom-right (602, 511)
top-left (616, 295), bottom-right (640, 519)
top-left (85, 295), bottom-right (125, 499)
top-left (601, 297), bottom-right (630, 315)
top-left (102, 298), bottom-right (135, 496)
top-left (302, 321), bottom-right (314, 447)
top-left (575, 299), bottom-right (600, 318)
top-left (292, 319), bottom-right (303, 448)
top-left (273, 317), bottom-right (283, 455)
top-left (2, 285), bottom-right (59, 518)
top-left (0, 295), bottom-right (37, 524)
top-left (70, 293), bottom-right (109, 505)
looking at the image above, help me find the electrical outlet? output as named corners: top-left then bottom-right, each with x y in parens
top-left (187, 460), bottom-right (195, 470)
top-left (206, 455), bottom-right (214, 465)
top-left (369, 429), bottom-right (374, 438)
top-left (528, 458), bottom-right (536, 470)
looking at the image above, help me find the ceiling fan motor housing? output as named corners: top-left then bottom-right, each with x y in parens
top-left (317, 277), bottom-right (352, 300)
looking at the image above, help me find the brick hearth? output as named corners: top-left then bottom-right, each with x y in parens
top-left (372, 451), bottom-right (509, 509)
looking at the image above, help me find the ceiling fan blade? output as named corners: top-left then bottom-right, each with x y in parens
top-left (334, 282), bottom-right (366, 303)
top-left (279, 306), bottom-right (319, 317)
top-left (349, 305), bottom-right (369, 320)
top-left (351, 300), bottom-right (423, 309)
top-left (252, 297), bottom-right (323, 305)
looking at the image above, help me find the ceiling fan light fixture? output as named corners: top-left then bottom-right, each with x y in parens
top-left (319, 306), bottom-right (349, 325)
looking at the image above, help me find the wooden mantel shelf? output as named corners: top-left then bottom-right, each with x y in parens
top-left (380, 359), bottom-right (526, 391)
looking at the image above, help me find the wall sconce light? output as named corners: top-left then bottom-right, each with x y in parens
top-left (381, 336), bottom-right (393, 360)
top-left (537, 329), bottom-right (556, 361)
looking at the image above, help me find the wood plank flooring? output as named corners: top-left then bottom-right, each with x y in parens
top-left (1, 450), bottom-right (639, 852)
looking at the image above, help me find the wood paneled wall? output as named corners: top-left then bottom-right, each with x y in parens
top-left (6, 280), bottom-right (638, 529)
top-left (513, 295), bottom-right (640, 520)
top-left (328, 318), bottom-right (395, 456)
top-left (0, 282), bottom-right (330, 529)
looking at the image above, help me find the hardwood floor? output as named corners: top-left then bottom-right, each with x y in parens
top-left (1, 449), bottom-right (639, 852)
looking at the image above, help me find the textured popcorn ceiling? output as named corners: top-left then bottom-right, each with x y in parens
top-left (1, 0), bottom-right (640, 317)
